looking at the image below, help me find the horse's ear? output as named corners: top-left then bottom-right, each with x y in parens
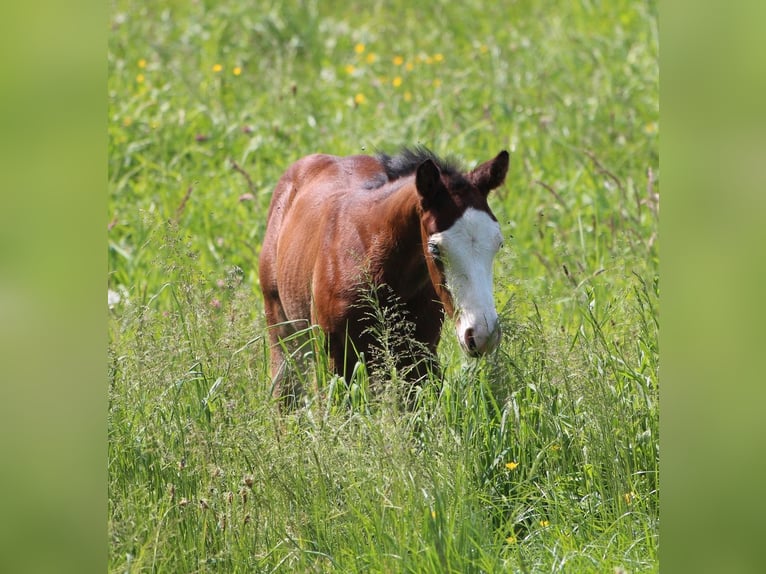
top-left (416, 158), bottom-right (446, 206)
top-left (469, 150), bottom-right (509, 195)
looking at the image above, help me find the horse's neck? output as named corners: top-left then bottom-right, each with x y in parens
top-left (378, 178), bottom-right (420, 224)
top-left (367, 181), bottom-right (430, 297)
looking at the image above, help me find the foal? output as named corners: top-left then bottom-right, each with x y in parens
top-left (259, 147), bottom-right (509, 407)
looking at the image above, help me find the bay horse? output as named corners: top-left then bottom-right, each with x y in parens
top-left (259, 147), bottom-right (509, 407)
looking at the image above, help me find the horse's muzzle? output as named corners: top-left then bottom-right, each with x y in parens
top-left (460, 322), bottom-right (501, 357)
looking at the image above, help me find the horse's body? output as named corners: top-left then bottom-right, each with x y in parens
top-left (259, 147), bottom-right (509, 406)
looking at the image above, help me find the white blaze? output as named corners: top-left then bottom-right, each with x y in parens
top-left (429, 208), bottom-right (503, 356)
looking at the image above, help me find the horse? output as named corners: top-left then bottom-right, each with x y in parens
top-left (258, 146), bottom-right (509, 408)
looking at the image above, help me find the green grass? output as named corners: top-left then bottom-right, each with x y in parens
top-left (108, 0), bottom-right (658, 571)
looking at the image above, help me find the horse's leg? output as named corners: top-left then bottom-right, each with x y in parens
top-left (398, 293), bottom-right (444, 409)
top-left (261, 290), bottom-right (297, 406)
top-left (261, 251), bottom-right (315, 410)
top-left (326, 326), bottom-right (364, 384)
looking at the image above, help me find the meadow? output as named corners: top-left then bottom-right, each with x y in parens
top-left (108, 0), bottom-right (658, 571)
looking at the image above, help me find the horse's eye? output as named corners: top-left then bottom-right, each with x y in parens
top-left (428, 242), bottom-right (441, 260)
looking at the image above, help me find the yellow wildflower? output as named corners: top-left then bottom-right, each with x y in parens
top-left (505, 461), bottom-right (519, 471)
top-left (431, 510), bottom-right (437, 519)
top-left (480, 44), bottom-right (489, 54)
top-left (365, 53), bottom-right (377, 64)
top-left (506, 535), bottom-right (516, 544)
top-left (354, 43), bottom-right (365, 54)
top-left (354, 93), bottom-right (366, 105)
top-left (138, 58), bottom-right (147, 69)
top-left (136, 73), bottom-right (145, 83)
top-left (122, 117), bottom-right (132, 127)
top-left (212, 63), bottom-right (223, 73)
top-left (233, 66), bottom-right (242, 76)
top-left (433, 53), bottom-right (444, 62)
top-left (539, 520), bottom-right (550, 527)
top-left (432, 79), bottom-right (442, 88)
top-left (403, 91), bottom-right (412, 102)
top-left (393, 55), bottom-right (404, 66)
top-left (345, 64), bottom-right (356, 74)
top-left (392, 76), bottom-right (402, 87)
top-left (405, 61), bottom-right (414, 72)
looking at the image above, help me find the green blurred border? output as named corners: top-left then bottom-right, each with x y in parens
top-left (662, 0), bottom-right (766, 572)
top-left (4, 0), bottom-right (766, 570)
top-left (0, 1), bottom-right (105, 572)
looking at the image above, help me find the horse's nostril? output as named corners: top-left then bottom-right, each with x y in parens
top-left (465, 328), bottom-right (476, 352)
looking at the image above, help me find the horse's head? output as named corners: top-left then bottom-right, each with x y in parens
top-left (416, 151), bottom-right (509, 357)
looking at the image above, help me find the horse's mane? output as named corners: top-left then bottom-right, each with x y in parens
top-left (376, 146), bottom-right (463, 183)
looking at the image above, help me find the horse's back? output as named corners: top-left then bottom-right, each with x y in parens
top-left (260, 153), bottom-right (387, 323)
top-left (272, 153), bottom-right (383, 207)
top-left (263, 154), bottom-right (335, 228)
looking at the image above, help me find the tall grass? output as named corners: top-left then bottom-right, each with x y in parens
top-left (109, 0), bottom-right (658, 571)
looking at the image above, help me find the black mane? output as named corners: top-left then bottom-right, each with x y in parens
top-left (376, 146), bottom-right (463, 182)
